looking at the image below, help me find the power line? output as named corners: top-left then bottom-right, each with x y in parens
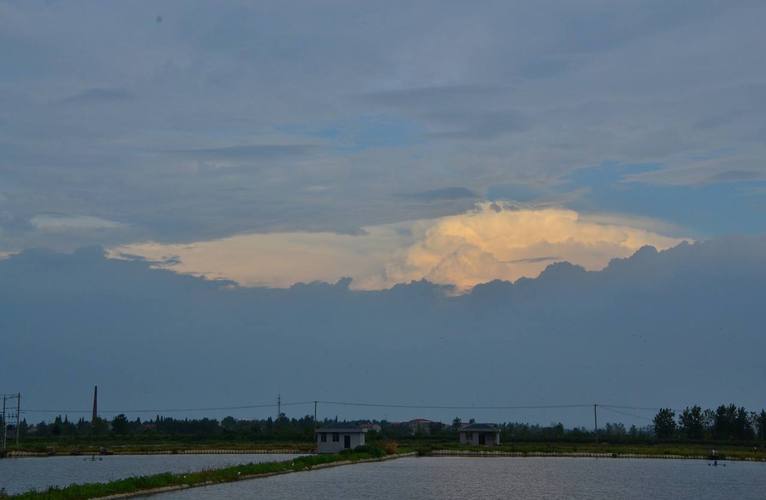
top-left (600, 404), bottom-right (664, 412)
top-left (19, 399), bottom-right (678, 417)
top-left (21, 400), bottom-right (317, 415)
top-left (316, 401), bottom-right (592, 410)
top-left (600, 406), bottom-right (653, 421)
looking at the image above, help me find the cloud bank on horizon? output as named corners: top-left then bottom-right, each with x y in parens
top-left (113, 203), bottom-right (687, 290)
top-left (3, 236), bottom-right (765, 424)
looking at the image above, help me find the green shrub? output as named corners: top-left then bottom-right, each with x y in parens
top-left (416, 445), bottom-right (433, 456)
top-left (353, 444), bottom-right (385, 457)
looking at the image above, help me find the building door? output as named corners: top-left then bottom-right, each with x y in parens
top-left (479, 433), bottom-right (486, 445)
top-left (344, 435), bottom-right (351, 449)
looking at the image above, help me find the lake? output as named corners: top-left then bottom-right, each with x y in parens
top-left (159, 456), bottom-right (766, 500)
top-left (0, 453), bottom-right (305, 495)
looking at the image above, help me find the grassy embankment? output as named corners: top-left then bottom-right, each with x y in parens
top-left (6, 448), bottom-right (396, 500)
top-left (7, 438), bottom-right (314, 456)
top-left (415, 440), bottom-right (766, 460)
top-left (10, 437), bottom-right (766, 461)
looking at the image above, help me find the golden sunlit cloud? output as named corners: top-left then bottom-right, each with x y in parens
top-left (110, 225), bottom-right (411, 289)
top-left (380, 203), bottom-right (687, 291)
top-left (111, 203), bottom-right (689, 292)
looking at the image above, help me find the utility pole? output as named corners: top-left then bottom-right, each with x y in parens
top-left (16, 392), bottom-right (21, 447)
top-left (593, 404), bottom-right (599, 443)
top-left (277, 394), bottom-right (281, 419)
top-left (2, 394), bottom-right (7, 453)
top-left (92, 385), bottom-right (98, 424)
top-left (314, 401), bottom-right (318, 427)
top-left (0, 393), bottom-right (21, 453)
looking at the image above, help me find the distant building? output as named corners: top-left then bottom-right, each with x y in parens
top-left (459, 423), bottom-right (501, 446)
top-left (359, 422), bottom-right (382, 433)
top-left (316, 424), bottom-right (367, 453)
top-left (407, 418), bottom-right (433, 435)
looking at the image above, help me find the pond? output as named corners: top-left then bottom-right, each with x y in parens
top-left (0, 453), bottom-right (305, 495)
top-left (159, 456), bottom-right (766, 500)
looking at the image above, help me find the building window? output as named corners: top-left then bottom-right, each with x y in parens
top-left (320, 433), bottom-right (327, 442)
top-left (333, 432), bottom-right (339, 442)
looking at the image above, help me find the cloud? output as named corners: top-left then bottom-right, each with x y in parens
top-left (2, 0), bottom-right (765, 252)
top-left (110, 224), bottom-right (412, 289)
top-left (4, 236), bottom-right (766, 422)
top-left (30, 214), bottom-right (125, 232)
top-left (165, 144), bottom-right (319, 160)
top-left (397, 187), bottom-right (479, 201)
top-left (59, 87), bottom-right (134, 104)
top-left (382, 203), bottom-right (687, 290)
top-left (112, 204), bottom-right (687, 292)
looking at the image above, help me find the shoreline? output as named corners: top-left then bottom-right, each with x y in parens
top-left (5, 452), bottom-right (416, 499)
top-left (96, 453), bottom-right (417, 500)
top-left (5, 443), bottom-right (765, 462)
top-left (4, 449), bottom-right (305, 458)
top-left (428, 449), bottom-right (766, 462)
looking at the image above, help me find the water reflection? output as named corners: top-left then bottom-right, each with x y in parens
top-left (160, 456), bottom-right (766, 500)
top-left (0, 453), bottom-right (304, 495)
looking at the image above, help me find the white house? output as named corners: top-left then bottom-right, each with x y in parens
top-left (459, 423), bottom-right (501, 446)
top-left (315, 424), bottom-right (367, 453)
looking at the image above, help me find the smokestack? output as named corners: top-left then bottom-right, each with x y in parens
top-left (92, 385), bottom-right (98, 424)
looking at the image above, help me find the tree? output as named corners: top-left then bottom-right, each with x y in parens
top-left (713, 404), bottom-right (737, 440)
top-left (756, 410), bottom-right (766, 441)
top-left (678, 406), bottom-right (705, 440)
top-left (221, 416), bottom-right (237, 431)
top-left (734, 406), bottom-right (754, 441)
top-left (112, 414), bottom-right (130, 435)
top-left (653, 408), bottom-right (676, 439)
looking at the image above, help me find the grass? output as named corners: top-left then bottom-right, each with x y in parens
top-left (7, 450), bottom-right (391, 499)
top-left (11, 436), bottom-right (765, 461)
top-left (9, 440), bottom-right (314, 456)
top-left (417, 440), bottom-right (766, 460)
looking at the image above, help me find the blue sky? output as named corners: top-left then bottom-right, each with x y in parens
top-left (486, 162), bottom-right (766, 237)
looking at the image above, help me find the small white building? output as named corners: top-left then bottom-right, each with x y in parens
top-left (459, 423), bottom-right (501, 446)
top-left (315, 424), bottom-right (367, 453)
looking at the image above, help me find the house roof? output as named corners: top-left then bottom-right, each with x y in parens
top-left (461, 423), bottom-right (500, 432)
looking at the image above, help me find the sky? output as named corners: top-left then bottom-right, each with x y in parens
top-left (1, 1), bottom-right (766, 423)
top-left (2, 0), bottom-right (766, 291)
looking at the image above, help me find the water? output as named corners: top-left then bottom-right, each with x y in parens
top-left (160, 456), bottom-right (766, 500)
top-left (0, 453), bottom-right (304, 495)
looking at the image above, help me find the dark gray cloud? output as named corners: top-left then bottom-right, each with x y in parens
top-left (503, 256), bottom-right (560, 264)
top-left (165, 144), bottom-right (318, 160)
top-left (398, 187), bottom-right (479, 201)
top-left (59, 87), bottom-right (134, 105)
top-left (2, 236), bottom-right (765, 425)
top-left (363, 85), bottom-right (509, 108)
top-left (426, 110), bottom-right (531, 140)
top-left (706, 169), bottom-right (765, 183)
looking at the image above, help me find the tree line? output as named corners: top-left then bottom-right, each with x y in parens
top-left (11, 404), bottom-right (766, 444)
top-left (653, 405), bottom-right (766, 442)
